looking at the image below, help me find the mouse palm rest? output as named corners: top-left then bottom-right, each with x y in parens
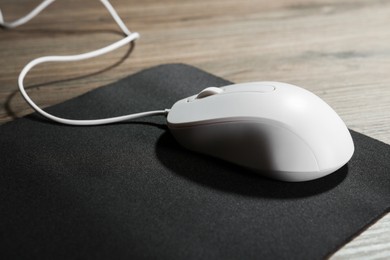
top-left (167, 82), bottom-right (354, 182)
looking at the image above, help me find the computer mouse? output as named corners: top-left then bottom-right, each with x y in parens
top-left (167, 82), bottom-right (354, 182)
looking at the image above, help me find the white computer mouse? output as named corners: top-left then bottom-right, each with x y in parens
top-left (167, 82), bottom-right (354, 182)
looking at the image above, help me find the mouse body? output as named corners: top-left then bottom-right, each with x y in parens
top-left (167, 82), bottom-right (354, 182)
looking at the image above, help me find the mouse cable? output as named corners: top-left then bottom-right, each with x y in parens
top-left (0, 0), bottom-right (170, 126)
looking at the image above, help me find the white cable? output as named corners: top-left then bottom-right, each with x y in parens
top-left (0, 0), bottom-right (55, 28)
top-left (100, 0), bottom-right (131, 36)
top-left (1, 0), bottom-right (170, 125)
top-left (18, 33), bottom-right (170, 126)
top-left (0, 0), bottom-right (128, 33)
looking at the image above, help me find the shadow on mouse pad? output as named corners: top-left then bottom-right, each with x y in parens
top-left (155, 132), bottom-right (348, 199)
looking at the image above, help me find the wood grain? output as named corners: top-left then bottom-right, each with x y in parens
top-left (0, 0), bottom-right (389, 258)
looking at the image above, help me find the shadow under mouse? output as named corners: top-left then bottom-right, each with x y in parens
top-left (155, 131), bottom-right (348, 199)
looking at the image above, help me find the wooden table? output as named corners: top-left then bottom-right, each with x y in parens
top-left (0, 0), bottom-right (389, 258)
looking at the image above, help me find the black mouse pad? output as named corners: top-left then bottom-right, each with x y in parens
top-left (1, 64), bottom-right (389, 259)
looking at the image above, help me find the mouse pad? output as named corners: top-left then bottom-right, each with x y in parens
top-left (1, 64), bottom-right (389, 259)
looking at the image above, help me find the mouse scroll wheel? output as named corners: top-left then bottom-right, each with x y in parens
top-left (196, 87), bottom-right (224, 99)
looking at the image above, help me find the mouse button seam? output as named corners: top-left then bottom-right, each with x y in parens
top-left (167, 117), bottom-right (274, 129)
top-left (166, 119), bottom-right (245, 129)
top-left (190, 90), bottom-right (277, 101)
top-left (219, 90), bottom-right (276, 95)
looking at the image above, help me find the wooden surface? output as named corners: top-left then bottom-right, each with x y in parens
top-left (0, 0), bottom-right (389, 258)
